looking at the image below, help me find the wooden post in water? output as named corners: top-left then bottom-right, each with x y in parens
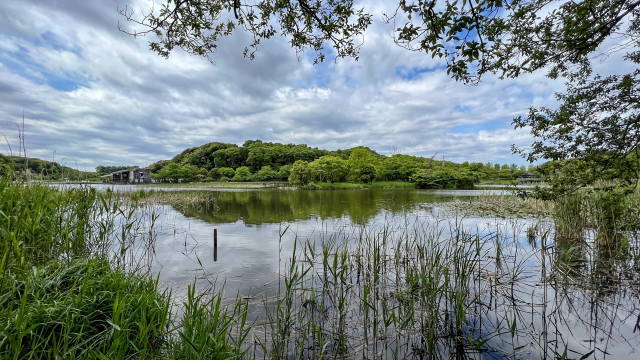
top-left (213, 228), bottom-right (218, 262)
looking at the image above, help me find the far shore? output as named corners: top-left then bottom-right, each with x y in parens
top-left (42, 180), bottom-right (543, 190)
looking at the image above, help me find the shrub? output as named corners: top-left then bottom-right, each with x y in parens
top-left (277, 164), bottom-right (292, 180)
top-left (413, 169), bottom-right (476, 189)
top-left (254, 165), bottom-right (278, 181)
top-left (217, 167), bottom-right (235, 179)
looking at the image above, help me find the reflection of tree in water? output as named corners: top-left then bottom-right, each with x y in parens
top-left (172, 189), bottom-right (457, 225)
top-left (154, 190), bottom-right (640, 358)
top-left (544, 227), bottom-right (640, 358)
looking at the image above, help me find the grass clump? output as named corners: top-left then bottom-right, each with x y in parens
top-left (553, 188), bottom-right (640, 246)
top-left (0, 258), bottom-right (171, 360)
top-left (0, 180), bottom-right (99, 267)
top-left (0, 180), bottom-right (245, 360)
top-left (168, 285), bottom-right (249, 360)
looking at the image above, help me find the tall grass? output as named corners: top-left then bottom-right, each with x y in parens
top-left (0, 180), bottom-right (98, 268)
top-left (0, 258), bottom-right (171, 359)
top-left (0, 180), bottom-right (245, 359)
top-left (554, 192), bottom-right (586, 243)
top-left (244, 222), bottom-right (533, 358)
top-left (168, 284), bottom-right (249, 360)
top-left (553, 189), bottom-right (639, 249)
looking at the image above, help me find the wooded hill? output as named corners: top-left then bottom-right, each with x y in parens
top-left (0, 154), bottom-right (96, 181)
top-left (148, 140), bottom-right (537, 188)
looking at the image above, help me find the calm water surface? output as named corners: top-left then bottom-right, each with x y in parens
top-left (54, 184), bottom-right (640, 359)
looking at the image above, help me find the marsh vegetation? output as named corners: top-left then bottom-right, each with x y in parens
top-left (2, 180), bottom-right (639, 359)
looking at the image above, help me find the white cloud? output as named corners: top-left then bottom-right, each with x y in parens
top-left (0, 0), bottom-right (623, 171)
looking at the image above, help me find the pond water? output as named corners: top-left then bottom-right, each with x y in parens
top-left (143, 188), bottom-right (517, 292)
top-left (55, 184), bottom-right (640, 359)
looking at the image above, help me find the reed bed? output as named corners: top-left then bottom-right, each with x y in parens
top-left (0, 180), bottom-right (245, 359)
top-left (125, 189), bottom-right (218, 213)
top-left (243, 216), bottom-right (640, 359)
top-left (248, 223), bottom-right (530, 358)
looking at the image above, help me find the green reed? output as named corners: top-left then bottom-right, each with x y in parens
top-left (0, 180), bottom-right (245, 359)
top-left (0, 258), bottom-right (171, 360)
top-left (245, 221), bottom-right (530, 359)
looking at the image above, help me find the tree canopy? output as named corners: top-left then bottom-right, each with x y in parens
top-left (123, 1), bottom-right (638, 80)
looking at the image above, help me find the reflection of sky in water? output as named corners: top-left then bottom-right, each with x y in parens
top-left (148, 202), bottom-right (639, 359)
top-left (57, 184), bottom-right (640, 359)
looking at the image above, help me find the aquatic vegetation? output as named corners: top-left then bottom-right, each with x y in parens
top-left (554, 192), bottom-right (586, 243)
top-left (125, 189), bottom-right (218, 212)
top-left (0, 181), bottom-right (244, 359)
top-left (446, 195), bottom-right (554, 218)
top-left (3, 179), bottom-right (640, 359)
top-left (240, 218), bottom-right (640, 359)
top-left (168, 284), bottom-right (249, 360)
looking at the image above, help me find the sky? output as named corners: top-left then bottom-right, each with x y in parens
top-left (0, 1), bottom-right (587, 170)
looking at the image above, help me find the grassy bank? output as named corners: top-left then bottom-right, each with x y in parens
top-left (146, 180), bottom-right (416, 190)
top-left (476, 179), bottom-right (518, 185)
top-left (0, 180), bottom-right (246, 359)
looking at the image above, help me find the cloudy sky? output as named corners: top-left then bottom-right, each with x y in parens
top-left (0, 1), bottom-right (575, 170)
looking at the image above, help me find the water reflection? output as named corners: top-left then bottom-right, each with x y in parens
top-left (73, 185), bottom-right (640, 359)
top-left (172, 189), bottom-right (472, 225)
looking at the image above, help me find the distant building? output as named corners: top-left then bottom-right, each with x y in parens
top-left (101, 168), bottom-right (151, 184)
top-left (516, 172), bottom-right (544, 184)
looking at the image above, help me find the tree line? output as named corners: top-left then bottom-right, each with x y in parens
top-left (0, 154), bottom-right (94, 181)
top-left (147, 140), bottom-right (537, 188)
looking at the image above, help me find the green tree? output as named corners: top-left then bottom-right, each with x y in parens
top-left (154, 162), bottom-right (198, 182)
top-left (377, 155), bottom-right (425, 181)
top-left (231, 166), bottom-right (253, 182)
top-left (309, 156), bottom-right (348, 183)
top-left (513, 70), bottom-right (640, 192)
top-left (208, 168), bottom-right (220, 180)
top-left (176, 142), bottom-right (235, 169)
top-left (277, 164), bottom-right (292, 180)
top-left (254, 165), bottom-right (278, 181)
top-left (413, 169), bottom-right (476, 189)
top-left (213, 147), bottom-right (247, 169)
top-left (288, 160), bottom-right (313, 186)
top-left (347, 148), bottom-right (379, 183)
top-left (217, 167), bottom-right (235, 181)
top-left (121, 0), bottom-right (372, 63)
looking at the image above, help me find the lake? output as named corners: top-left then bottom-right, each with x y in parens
top-left (53, 184), bottom-right (640, 359)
